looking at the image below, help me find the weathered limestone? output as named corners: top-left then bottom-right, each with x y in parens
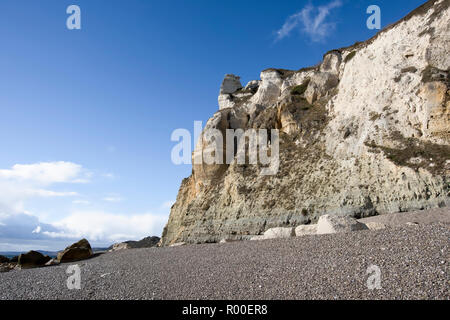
top-left (304, 72), bottom-right (339, 104)
top-left (418, 80), bottom-right (449, 142)
top-left (251, 70), bottom-right (283, 107)
top-left (218, 94), bottom-right (236, 110)
top-left (245, 80), bottom-right (261, 92)
top-left (160, 1), bottom-right (450, 246)
top-left (219, 238), bottom-right (239, 243)
top-left (263, 227), bottom-right (295, 239)
top-left (220, 74), bottom-right (242, 94)
top-left (364, 222), bottom-right (387, 231)
top-left (317, 214), bottom-right (369, 235)
top-left (295, 224), bottom-right (318, 236)
top-left (218, 74), bottom-right (243, 110)
top-left (250, 235), bottom-right (266, 241)
top-left (320, 51), bottom-right (342, 75)
top-left (170, 242), bottom-right (186, 247)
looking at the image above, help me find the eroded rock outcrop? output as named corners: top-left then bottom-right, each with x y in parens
top-left (161, 0), bottom-right (450, 246)
top-left (110, 236), bottom-right (160, 251)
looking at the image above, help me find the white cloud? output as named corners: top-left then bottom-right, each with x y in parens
top-left (0, 161), bottom-right (90, 185)
top-left (47, 211), bottom-right (167, 243)
top-left (72, 199), bottom-right (90, 205)
top-left (102, 195), bottom-right (123, 202)
top-left (275, 0), bottom-right (342, 42)
top-left (0, 161), bottom-right (170, 250)
top-left (32, 225), bottom-right (41, 234)
top-left (25, 189), bottom-right (79, 197)
top-left (0, 161), bottom-right (89, 222)
top-left (102, 173), bottom-right (116, 179)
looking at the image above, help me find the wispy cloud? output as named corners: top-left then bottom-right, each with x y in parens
top-left (102, 194), bottom-right (123, 203)
top-left (275, 0), bottom-right (342, 42)
top-left (102, 173), bottom-right (116, 180)
top-left (32, 225), bottom-right (41, 234)
top-left (72, 199), bottom-right (91, 205)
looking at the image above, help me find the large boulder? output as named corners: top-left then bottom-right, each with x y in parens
top-left (317, 214), bottom-right (369, 235)
top-left (18, 251), bottom-right (51, 269)
top-left (250, 235), bottom-right (266, 241)
top-left (263, 227), bottom-right (295, 239)
top-left (304, 72), bottom-right (339, 104)
top-left (249, 227), bottom-right (295, 241)
top-left (0, 255), bottom-right (9, 263)
top-left (295, 224), bottom-right (317, 236)
top-left (57, 239), bottom-right (93, 263)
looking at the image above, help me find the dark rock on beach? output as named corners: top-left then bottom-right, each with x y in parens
top-left (17, 251), bottom-right (51, 269)
top-left (57, 239), bottom-right (93, 263)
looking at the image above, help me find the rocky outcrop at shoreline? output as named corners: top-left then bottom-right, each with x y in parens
top-left (161, 0), bottom-right (450, 246)
top-left (109, 236), bottom-right (160, 251)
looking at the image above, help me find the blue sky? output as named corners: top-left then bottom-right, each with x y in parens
top-left (0, 0), bottom-right (427, 251)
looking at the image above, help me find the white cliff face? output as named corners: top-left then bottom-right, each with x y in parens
top-left (218, 94), bottom-right (235, 110)
top-left (161, 0), bottom-right (449, 246)
top-left (218, 74), bottom-right (243, 110)
top-left (244, 80), bottom-right (261, 91)
top-left (220, 74), bottom-right (242, 94)
top-left (305, 72), bottom-right (339, 104)
top-left (280, 69), bottom-right (315, 93)
top-left (325, 0), bottom-right (450, 158)
top-left (250, 70), bottom-right (283, 107)
top-left (320, 51), bottom-right (342, 75)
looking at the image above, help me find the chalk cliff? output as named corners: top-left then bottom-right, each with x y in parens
top-left (161, 0), bottom-right (449, 246)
